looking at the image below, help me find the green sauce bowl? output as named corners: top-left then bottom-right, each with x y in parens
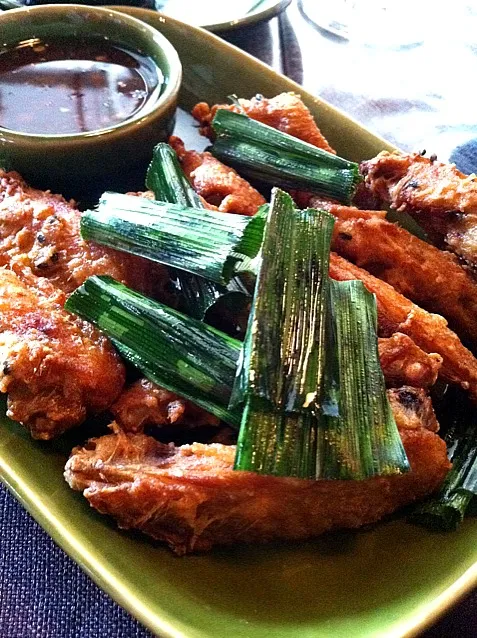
top-left (0, 4), bottom-right (182, 200)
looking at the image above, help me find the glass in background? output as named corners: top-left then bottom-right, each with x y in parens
top-left (299, 0), bottom-right (436, 48)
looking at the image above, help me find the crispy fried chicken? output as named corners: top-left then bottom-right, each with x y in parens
top-left (192, 92), bottom-right (336, 153)
top-left (65, 387), bottom-right (449, 554)
top-left (168, 136), bottom-right (266, 215)
top-left (387, 386), bottom-right (439, 431)
top-left (330, 253), bottom-right (477, 399)
top-left (378, 334), bottom-right (441, 389)
top-left (111, 378), bottom-right (220, 433)
top-left (110, 337), bottom-right (439, 434)
top-left (310, 199), bottom-right (477, 346)
top-left (361, 151), bottom-right (477, 268)
top-left (0, 171), bottom-right (185, 438)
top-left (0, 269), bottom-right (125, 439)
top-left (0, 169), bottom-right (168, 297)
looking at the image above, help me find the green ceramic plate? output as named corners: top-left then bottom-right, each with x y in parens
top-left (1, 7), bottom-right (477, 638)
top-left (154, 0), bottom-right (291, 33)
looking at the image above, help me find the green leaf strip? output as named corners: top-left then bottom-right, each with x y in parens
top-left (146, 142), bottom-right (203, 208)
top-left (81, 192), bottom-right (265, 285)
top-left (234, 406), bottom-right (320, 478)
top-left (65, 275), bottom-right (242, 427)
top-left (410, 421), bottom-right (477, 531)
top-left (210, 110), bottom-right (361, 204)
top-left (316, 280), bottom-right (410, 479)
top-left (145, 142), bottom-right (252, 321)
top-left (233, 189), bottom-right (409, 479)
top-left (233, 188), bottom-right (340, 478)
top-left (232, 188), bottom-right (336, 415)
top-left (211, 138), bottom-right (358, 204)
top-left (211, 109), bottom-right (356, 170)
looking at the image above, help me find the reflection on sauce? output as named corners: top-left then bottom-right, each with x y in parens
top-left (0, 38), bottom-right (162, 135)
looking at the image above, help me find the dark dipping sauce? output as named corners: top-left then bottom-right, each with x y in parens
top-left (0, 38), bottom-right (162, 135)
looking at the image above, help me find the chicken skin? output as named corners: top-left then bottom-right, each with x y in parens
top-left (310, 199), bottom-right (477, 347)
top-left (361, 151), bottom-right (477, 269)
top-left (168, 136), bottom-right (266, 216)
top-left (0, 169), bottom-right (168, 297)
top-left (0, 269), bottom-right (125, 439)
top-left (65, 388), bottom-right (449, 554)
top-left (192, 92), bottom-right (336, 153)
top-left (378, 334), bottom-right (441, 389)
top-left (0, 171), bottom-right (187, 438)
top-left (330, 253), bottom-right (477, 400)
top-left (111, 378), bottom-right (220, 433)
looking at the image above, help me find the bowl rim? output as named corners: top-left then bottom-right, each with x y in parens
top-left (0, 4), bottom-right (182, 143)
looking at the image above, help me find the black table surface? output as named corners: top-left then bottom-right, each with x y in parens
top-left (2, 2), bottom-right (477, 636)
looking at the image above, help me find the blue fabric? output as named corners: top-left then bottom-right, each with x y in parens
top-left (0, 485), bottom-right (152, 638)
top-left (450, 140), bottom-right (477, 175)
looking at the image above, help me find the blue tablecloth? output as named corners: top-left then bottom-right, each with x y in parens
top-left (0, 485), bottom-right (152, 637)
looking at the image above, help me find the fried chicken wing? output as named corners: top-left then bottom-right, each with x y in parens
top-left (0, 269), bottom-right (125, 439)
top-left (65, 387), bottom-right (449, 554)
top-left (110, 340), bottom-right (438, 434)
top-left (111, 378), bottom-right (220, 433)
top-left (310, 199), bottom-right (477, 346)
top-left (0, 171), bottom-right (184, 438)
top-left (378, 334), bottom-right (441, 389)
top-left (0, 170), bottom-right (168, 297)
top-left (361, 151), bottom-right (477, 268)
top-left (168, 136), bottom-right (266, 216)
top-left (192, 92), bottom-right (336, 153)
top-left (387, 386), bottom-right (439, 431)
top-left (330, 253), bottom-right (477, 399)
